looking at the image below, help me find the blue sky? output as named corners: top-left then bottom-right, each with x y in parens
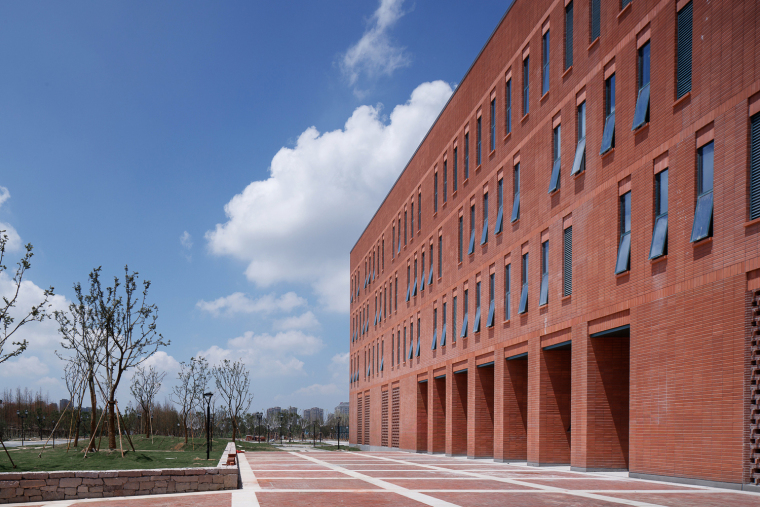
top-left (0, 0), bottom-right (510, 416)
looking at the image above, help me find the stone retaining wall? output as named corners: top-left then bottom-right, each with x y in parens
top-left (0, 442), bottom-right (239, 504)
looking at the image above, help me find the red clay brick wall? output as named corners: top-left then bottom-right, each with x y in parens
top-left (416, 381), bottom-right (429, 451)
top-left (451, 371), bottom-right (468, 456)
top-left (502, 358), bottom-right (528, 461)
top-left (474, 365), bottom-right (495, 457)
top-left (432, 377), bottom-right (447, 453)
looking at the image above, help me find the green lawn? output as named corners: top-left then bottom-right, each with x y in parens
top-left (0, 435), bottom-right (281, 473)
top-left (314, 444), bottom-right (360, 452)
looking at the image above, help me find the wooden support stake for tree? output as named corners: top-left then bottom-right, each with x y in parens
top-left (115, 403), bottom-right (136, 452)
top-left (83, 404), bottom-right (108, 458)
top-left (115, 402), bottom-right (124, 458)
top-left (0, 437), bottom-right (16, 469)
top-left (38, 376), bottom-right (84, 458)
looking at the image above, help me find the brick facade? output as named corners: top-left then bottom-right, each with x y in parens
top-left (350, 0), bottom-right (760, 487)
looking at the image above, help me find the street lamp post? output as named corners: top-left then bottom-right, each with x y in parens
top-left (203, 392), bottom-right (213, 460)
top-left (17, 410), bottom-right (28, 446)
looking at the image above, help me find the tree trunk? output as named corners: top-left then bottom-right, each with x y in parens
top-left (108, 397), bottom-right (116, 450)
top-left (183, 415), bottom-right (188, 443)
top-left (231, 417), bottom-right (237, 442)
top-left (88, 374), bottom-right (97, 451)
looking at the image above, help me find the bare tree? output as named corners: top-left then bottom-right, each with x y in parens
top-left (171, 356), bottom-right (208, 443)
top-left (129, 365), bottom-right (166, 436)
top-left (212, 359), bottom-right (253, 442)
top-left (0, 231), bottom-right (55, 365)
top-left (62, 362), bottom-right (86, 447)
top-left (56, 281), bottom-right (102, 450)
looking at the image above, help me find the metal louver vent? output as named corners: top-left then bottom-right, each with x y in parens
top-left (563, 226), bottom-right (573, 296)
top-left (676, 2), bottom-right (693, 99)
top-left (590, 0), bottom-right (600, 41)
top-left (750, 114), bottom-right (760, 221)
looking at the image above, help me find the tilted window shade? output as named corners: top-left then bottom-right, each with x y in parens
top-left (481, 194), bottom-right (489, 245)
top-left (452, 297), bottom-right (458, 342)
top-left (750, 113), bottom-right (760, 221)
top-left (632, 83), bottom-right (650, 130)
top-left (431, 328), bottom-right (437, 350)
top-left (615, 232), bottom-right (631, 274)
top-left (590, 0), bottom-right (600, 41)
top-left (441, 322), bottom-right (447, 347)
top-left (519, 283), bottom-right (528, 314)
top-left (428, 257), bottom-right (434, 285)
top-left (676, 2), bottom-right (693, 99)
top-left (380, 357), bottom-right (383, 371)
top-left (461, 293), bottom-right (469, 338)
top-left (505, 264), bottom-right (511, 320)
top-left (549, 158), bottom-right (561, 193)
top-left (495, 179), bottom-right (504, 234)
top-left (512, 165), bottom-right (521, 222)
top-left (691, 142), bottom-right (714, 242)
top-left (601, 112), bottom-right (615, 155)
top-left (406, 284), bottom-right (410, 302)
top-left (412, 277), bottom-right (417, 297)
top-left (420, 255), bottom-right (426, 291)
top-left (409, 338), bottom-right (414, 360)
top-left (539, 274), bottom-right (549, 306)
top-left (649, 215), bottom-right (668, 259)
top-left (416, 320), bottom-right (420, 357)
top-left (469, 215), bottom-right (476, 254)
top-left (473, 305), bottom-right (481, 332)
top-left (563, 226), bottom-right (573, 296)
top-left (565, 2), bottom-right (573, 70)
top-left (511, 191), bottom-right (520, 222)
top-left (487, 299), bottom-right (495, 327)
top-left (572, 137), bottom-right (586, 175)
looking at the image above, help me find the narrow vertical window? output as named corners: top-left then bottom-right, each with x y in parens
top-left (384, 285), bottom-right (387, 318)
top-left (434, 172), bottom-right (438, 213)
top-left (601, 74), bottom-right (616, 155)
top-left (458, 215), bottom-right (463, 262)
top-left (519, 253), bottom-right (529, 314)
top-left (418, 192), bottom-right (421, 232)
top-left (453, 147), bottom-right (459, 192)
top-left (382, 239), bottom-right (385, 270)
top-left (461, 289), bottom-right (469, 338)
top-left (441, 302), bottom-right (447, 346)
top-left (487, 272), bottom-right (495, 327)
top-left (495, 178), bottom-right (504, 234)
top-left (391, 335), bottom-right (394, 366)
top-left (542, 30), bottom-right (550, 95)
top-left (477, 117), bottom-right (482, 166)
top-left (539, 240), bottom-right (549, 306)
top-left (464, 132), bottom-right (470, 179)
top-left (506, 79), bottom-right (512, 134)
top-left (490, 98), bottom-right (496, 151)
top-left (438, 235), bottom-right (443, 278)
top-left (565, 2), bottom-right (574, 70)
top-left (590, 0), bottom-right (601, 42)
top-left (469, 205), bottom-right (476, 254)
top-left (616, 191), bottom-right (632, 274)
top-left (429, 243), bottom-right (434, 285)
top-left (452, 296), bottom-right (458, 343)
top-left (443, 161), bottom-right (448, 203)
top-left (691, 142), bottom-right (714, 242)
top-left (632, 41), bottom-right (650, 130)
top-left (676, 2), bottom-right (693, 99)
top-left (416, 317), bottom-right (420, 357)
top-left (474, 281), bottom-right (481, 332)
top-left (572, 102), bottom-right (586, 175)
top-left (750, 114), bottom-right (760, 221)
top-left (549, 124), bottom-right (561, 193)
top-left (392, 225), bottom-right (395, 258)
top-left (481, 192), bottom-right (489, 245)
top-left (406, 265), bottom-right (410, 302)
top-left (411, 202), bottom-right (414, 235)
top-left (412, 258), bottom-right (417, 296)
top-left (394, 274), bottom-right (398, 311)
top-left (512, 163), bottom-right (521, 222)
top-left (523, 56), bottom-right (530, 115)
top-left (397, 330), bottom-right (401, 364)
top-left (403, 327), bottom-right (406, 363)
top-left (649, 169), bottom-right (669, 259)
top-left (504, 264), bottom-right (511, 321)
top-left (563, 226), bottom-right (573, 296)
top-left (421, 251), bottom-right (425, 291)
top-left (397, 219), bottom-right (401, 254)
top-left (431, 308), bottom-right (438, 350)
top-left (381, 341), bottom-right (384, 371)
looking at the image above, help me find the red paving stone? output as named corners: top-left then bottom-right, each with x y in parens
top-left (360, 470), bottom-right (465, 478)
top-left (253, 470), bottom-right (350, 478)
top-left (425, 491), bottom-right (629, 506)
top-left (81, 493), bottom-right (231, 507)
top-left (383, 478), bottom-right (537, 490)
top-left (520, 478), bottom-right (696, 490)
top-left (255, 491), bottom-right (428, 506)
top-left (599, 492), bottom-right (760, 507)
top-left (257, 478), bottom-right (381, 490)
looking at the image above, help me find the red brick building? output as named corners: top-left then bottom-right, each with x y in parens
top-left (349, 0), bottom-right (760, 490)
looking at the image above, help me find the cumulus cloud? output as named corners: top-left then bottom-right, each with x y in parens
top-left (0, 355), bottom-right (49, 378)
top-left (273, 311), bottom-right (320, 331)
top-left (341, 0), bottom-right (410, 87)
top-left (292, 383), bottom-right (339, 397)
top-left (196, 291), bottom-right (306, 317)
top-left (329, 352), bottom-right (349, 381)
top-left (197, 330), bottom-right (324, 379)
top-left (0, 186), bottom-right (21, 251)
top-left (180, 231), bottom-right (193, 249)
top-left (206, 80), bottom-right (453, 313)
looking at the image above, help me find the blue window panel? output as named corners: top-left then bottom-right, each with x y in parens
top-left (481, 216), bottom-right (489, 245)
top-left (468, 226), bottom-right (476, 254)
top-left (473, 306), bottom-right (481, 333)
top-left (408, 341), bottom-right (414, 360)
top-left (571, 137), bottom-right (586, 175)
top-left (380, 357), bottom-right (384, 371)
top-left (440, 323), bottom-right (447, 347)
top-left (548, 158), bottom-right (561, 193)
top-left (460, 313), bottom-right (468, 338)
top-left (487, 300), bottom-right (495, 327)
top-left (518, 283), bottom-right (528, 314)
top-left (511, 192), bottom-right (520, 222)
top-left (615, 232), bottom-right (631, 274)
top-left (539, 274), bottom-right (549, 306)
top-left (600, 112), bottom-right (615, 155)
top-left (405, 284), bottom-right (410, 302)
top-left (690, 192), bottom-right (713, 243)
top-left (416, 335), bottom-right (420, 357)
top-left (631, 83), bottom-right (650, 131)
top-left (495, 206), bottom-right (503, 235)
top-left (412, 278), bottom-right (417, 297)
top-left (649, 214), bottom-right (668, 259)
top-left (428, 262), bottom-right (434, 286)
top-left (431, 328), bottom-right (437, 350)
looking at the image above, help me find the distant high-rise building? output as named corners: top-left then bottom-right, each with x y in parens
top-left (59, 399), bottom-right (71, 411)
top-left (335, 402), bottom-right (349, 417)
top-left (266, 407), bottom-right (281, 421)
top-left (304, 407), bottom-right (323, 424)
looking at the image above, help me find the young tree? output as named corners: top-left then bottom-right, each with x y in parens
top-left (0, 231), bottom-right (55, 365)
top-left (171, 356), bottom-right (208, 443)
top-left (129, 365), bottom-right (166, 436)
top-left (62, 362), bottom-right (86, 447)
top-left (212, 359), bottom-right (253, 442)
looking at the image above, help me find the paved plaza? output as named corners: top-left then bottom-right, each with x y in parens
top-left (6, 450), bottom-right (760, 507)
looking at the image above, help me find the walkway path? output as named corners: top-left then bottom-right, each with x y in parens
top-left (5, 451), bottom-right (760, 506)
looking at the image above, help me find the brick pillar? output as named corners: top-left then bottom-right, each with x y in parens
top-left (503, 357), bottom-right (528, 461)
top-left (416, 381), bottom-right (428, 452)
top-left (451, 370), bottom-right (468, 456)
top-left (494, 348), bottom-right (505, 461)
top-left (474, 364), bottom-right (495, 457)
top-left (432, 376), bottom-right (446, 453)
top-left (467, 358), bottom-right (477, 458)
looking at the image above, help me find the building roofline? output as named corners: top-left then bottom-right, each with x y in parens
top-left (351, 0), bottom-right (517, 255)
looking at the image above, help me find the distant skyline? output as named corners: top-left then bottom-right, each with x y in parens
top-left (0, 0), bottom-right (511, 413)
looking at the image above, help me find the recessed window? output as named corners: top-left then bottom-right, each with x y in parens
top-left (590, 0), bottom-right (601, 42)
top-left (519, 253), bottom-right (529, 314)
top-left (418, 192), bottom-right (421, 232)
top-left (411, 201), bottom-right (414, 233)
top-left (421, 251), bottom-right (426, 292)
top-left (469, 205), bottom-right (476, 254)
top-left (506, 79), bottom-right (512, 134)
top-left (676, 2), bottom-right (693, 99)
top-left (490, 98), bottom-right (496, 151)
top-left (691, 141), bottom-right (714, 242)
top-left (487, 272), bottom-right (495, 327)
top-left (565, 2), bottom-right (574, 70)
top-left (458, 215), bottom-right (463, 262)
top-left (601, 74), bottom-right (616, 155)
top-left (406, 265), bottom-right (410, 302)
top-left (438, 235), bottom-right (443, 278)
top-left (481, 192), bottom-right (489, 245)
top-left (452, 296), bottom-right (458, 343)
top-left (404, 212), bottom-right (408, 246)
top-left (523, 56), bottom-right (530, 115)
top-left (394, 274), bottom-right (398, 311)
top-left (649, 169), bottom-right (668, 259)
top-left (443, 161), bottom-right (448, 203)
top-left (572, 102), bottom-right (586, 175)
top-left (465, 132), bottom-right (470, 179)
top-left (397, 218), bottom-right (401, 255)
top-left (434, 172), bottom-right (438, 214)
top-left (616, 191), bottom-right (632, 274)
top-left (453, 147), bottom-right (459, 192)
top-left (504, 264), bottom-right (511, 320)
top-left (542, 30), bottom-right (550, 95)
top-left (431, 307), bottom-right (438, 350)
top-left (495, 178), bottom-right (504, 234)
top-left (412, 258), bottom-right (417, 297)
top-left (549, 124), bottom-right (561, 193)
top-left (563, 226), bottom-right (573, 296)
top-left (441, 302), bottom-right (447, 346)
top-left (416, 317), bottom-right (420, 357)
top-left (750, 114), bottom-right (760, 221)
top-left (539, 240), bottom-right (549, 306)
top-left (477, 117), bottom-right (482, 166)
top-left (429, 243), bottom-right (434, 285)
top-left (474, 280), bottom-right (482, 333)
top-left (632, 41), bottom-right (651, 130)
top-left (461, 289), bottom-right (469, 338)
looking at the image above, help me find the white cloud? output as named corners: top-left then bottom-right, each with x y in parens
top-left (180, 231), bottom-right (193, 250)
top-left (341, 0), bottom-right (410, 87)
top-left (197, 330), bottom-right (324, 379)
top-left (36, 376), bottom-right (59, 387)
top-left (329, 352), bottom-right (349, 381)
top-left (196, 291), bottom-right (306, 317)
top-left (206, 80), bottom-right (453, 313)
top-left (0, 355), bottom-right (49, 378)
top-left (141, 351), bottom-right (181, 374)
top-left (292, 383), bottom-right (339, 397)
top-left (0, 186), bottom-right (21, 252)
top-left (273, 311), bottom-right (320, 331)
